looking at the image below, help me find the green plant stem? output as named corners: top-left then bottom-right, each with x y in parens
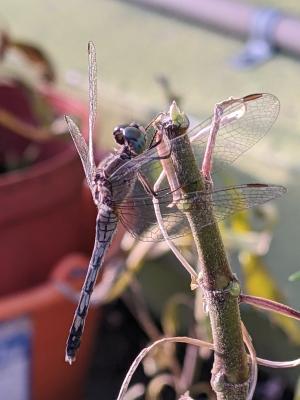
top-left (160, 106), bottom-right (250, 399)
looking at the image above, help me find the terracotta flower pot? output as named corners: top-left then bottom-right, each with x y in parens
top-left (0, 86), bottom-right (89, 296)
top-left (0, 253), bottom-right (99, 400)
top-left (0, 83), bottom-right (127, 399)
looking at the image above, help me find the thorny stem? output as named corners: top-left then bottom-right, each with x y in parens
top-left (156, 102), bottom-right (250, 399)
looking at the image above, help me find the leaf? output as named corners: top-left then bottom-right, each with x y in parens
top-left (239, 238), bottom-right (300, 345)
top-left (223, 205), bottom-right (300, 345)
top-left (288, 271), bottom-right (300, 282)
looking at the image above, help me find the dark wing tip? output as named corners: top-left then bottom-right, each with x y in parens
top-left (243, 93), bottom-right (263, 102)
top-left (246, 183), bottom-right (287, 195)
top-left (243, 93), bottom-right (280, 108)
top-left (246, 183), bottom-right (269, 188)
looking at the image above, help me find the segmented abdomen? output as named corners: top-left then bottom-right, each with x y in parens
top-left (65, 205), bottom-right (118, 363)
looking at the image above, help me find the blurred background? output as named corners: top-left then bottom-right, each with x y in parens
top-left (0, 1), bottom-right (300, 399)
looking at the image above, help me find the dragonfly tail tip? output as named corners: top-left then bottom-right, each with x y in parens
top-left (65, 353), bottom-right (76, 365)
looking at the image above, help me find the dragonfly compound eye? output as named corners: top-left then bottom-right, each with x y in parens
top-left (123, 126), bottom-right (146, 155)
top-left (129, 122), bottom-right (140, 129)
top-left (113, 125), bottom-right (126, 145)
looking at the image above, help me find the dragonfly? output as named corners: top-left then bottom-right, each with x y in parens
top-left (65, 41), bottom-right (286, 364)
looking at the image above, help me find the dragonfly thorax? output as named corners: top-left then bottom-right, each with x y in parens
top-left (113, 123), bottom-right (146, 155)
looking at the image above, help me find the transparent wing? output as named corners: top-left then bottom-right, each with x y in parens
top-left (116, 184), bottom-right (286, 242)
top-left (188, 93), bottom-right (280, 172)
top-left (65, 42), bottom-right (98, 191)
top-left (65, 116), bottom-right (95, 190)
top-left (108, 141), bottom-right (168, 204)
top-left (109, 93), bottom-right (280, 195)
top-left (88, 41), bottom-right (97, 168)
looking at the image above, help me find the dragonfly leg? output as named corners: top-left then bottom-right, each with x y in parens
top-left (201, 97), bottom-right (243, 182)
top-left (148, 134), bottom-right (163, 150)
top-left (146, 112), bottom-right (164, 149)
top-left (149, 141), bottom-right (173, 162)
top-left (147, 127), bottom-right (171, 153)
top-left (137, 171), bottom-right (159, 197)
top-left (138, 141), bottom-right (172, 168)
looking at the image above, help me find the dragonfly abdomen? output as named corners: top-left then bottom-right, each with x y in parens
top-left (65, 206), bottom-right (118, 364)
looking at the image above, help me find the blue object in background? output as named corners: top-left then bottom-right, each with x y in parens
top-left (0, 318), bottom-right (32, 400)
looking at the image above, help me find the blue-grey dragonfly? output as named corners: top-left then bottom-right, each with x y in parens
top-left (65, 41), bottom-right (285, 364)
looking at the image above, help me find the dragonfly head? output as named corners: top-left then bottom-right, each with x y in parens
top-left (113, 122), bottom-right (146, 155)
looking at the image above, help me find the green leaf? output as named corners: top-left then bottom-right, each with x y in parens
top-left (288, 271), bottom-right (300, 282)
